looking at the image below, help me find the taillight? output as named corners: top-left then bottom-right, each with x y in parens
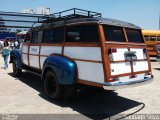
top-left (108, 78), bottom-right (114, 82)
top-left (108, 48), bottom-right (117, 62)
top-left (111, 48), bottom-right (117, 53)
top-left (145, 72), bottom-right (151, 76)
top-left (130, 75), bottom-right (136, 78)
top-left (108, 48), bottom-right (117, 54)
top-left (108, 78), bottom-right (119, 82)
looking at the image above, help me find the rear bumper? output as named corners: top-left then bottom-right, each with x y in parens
top-left (103, 75), bottom-right (153, 90)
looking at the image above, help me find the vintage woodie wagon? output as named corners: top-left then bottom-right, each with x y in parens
top-left (10, 8), bottom-right (153, 100)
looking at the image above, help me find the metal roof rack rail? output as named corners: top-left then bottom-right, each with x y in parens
top-left (0, 11), bottom-right (50, 28)
top-left (0, 8), bottom-right (101, 28)
top-left (45, 8), bottom-right (102, 23)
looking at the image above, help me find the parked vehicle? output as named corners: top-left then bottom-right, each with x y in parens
top-left (142, 30), bottom-right (160, 57)
top-left (16, 30), bottom-right (27, 48)
top-left (10, 8), bottom-right (153, 100)
top-left (156, 44), bottom-right (160, 61)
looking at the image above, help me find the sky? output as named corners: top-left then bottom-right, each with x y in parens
top-left (0, 0), bottom-right (160, 30)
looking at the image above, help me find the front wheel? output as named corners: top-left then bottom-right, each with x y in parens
top-left (12, 59), bottom-right (22, 76)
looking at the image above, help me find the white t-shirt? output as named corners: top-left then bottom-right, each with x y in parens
top-left (0, 41), bottom-right (4, 47)
top-left (14, 41), bottom-right (19, 46)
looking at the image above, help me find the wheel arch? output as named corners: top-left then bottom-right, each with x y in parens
top-left (42, 54), bottom-right (78, 85)
top-left (10, 49), bottom-right (22, 63)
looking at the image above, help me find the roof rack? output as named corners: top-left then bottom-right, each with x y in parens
top-left (0, 8), bottom-right (102, 29)
top-left (45, 8), bottom-right (102, 23)
top-left (0, 11), bottom-right (50, 29)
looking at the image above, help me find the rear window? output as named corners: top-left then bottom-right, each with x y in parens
top-left (126, 29), bottom-right (144, 43)
top-left (103, 25), bottom-right (125, 42)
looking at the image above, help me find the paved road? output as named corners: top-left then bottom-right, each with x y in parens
top-left (0, 56), bottom-right (160, 120)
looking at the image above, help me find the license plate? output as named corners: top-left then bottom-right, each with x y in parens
top-left (125, 55), bottom-right (137, 61)
top-left (125, 51), bottom-right (137, 61)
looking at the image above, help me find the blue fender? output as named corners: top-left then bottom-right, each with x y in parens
top-left (42, 55), bottom-right (77, 85)
top-left (10, 49), bottom-right (22, 68)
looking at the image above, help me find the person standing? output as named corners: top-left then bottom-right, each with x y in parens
top-left (14, 40), bottom-right (19, 49)
top-left (2, 40), bottom-right (10, 69)
top-left (0, 40), bottom-right (3, 53)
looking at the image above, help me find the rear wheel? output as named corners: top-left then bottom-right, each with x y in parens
top-left (44, 71), bottom-right (63, 100)
top-left (12, 59), bottom-right (22, 76)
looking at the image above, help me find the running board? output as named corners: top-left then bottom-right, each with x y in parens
top-left (22, 64), bottom-right (42, 77)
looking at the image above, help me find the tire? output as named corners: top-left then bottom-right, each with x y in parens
top-left (12, 59), bottom-right (22, 76)
top-left (44, 71), bottom-right (63, 100)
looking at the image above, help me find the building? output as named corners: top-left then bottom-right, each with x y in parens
top-left (0, 17), bottom-right (7, 32)
top-left (21, 7), bottom-right (51, 15)
top-left (21, 9), bottom-right (34, 14)
top-left (36, 7), bottom-right (50, 15)
top-left (0, 17), bottom-right (15, 40)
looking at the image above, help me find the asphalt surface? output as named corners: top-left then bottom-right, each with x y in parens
top-left (0, 55), bottom-right (160, 120)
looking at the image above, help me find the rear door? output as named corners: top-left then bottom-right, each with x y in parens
top-left (126, 29), bottom-right (149, 74)
top-left (102, 25), bottom-right (151, 81)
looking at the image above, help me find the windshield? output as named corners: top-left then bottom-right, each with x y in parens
top-left (126, 29), bottom-right (144, 43)
top-left (103, 25), bottom-right (125, 42)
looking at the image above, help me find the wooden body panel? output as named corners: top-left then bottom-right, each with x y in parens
top-left (20, 23), bottom-right (152, 87)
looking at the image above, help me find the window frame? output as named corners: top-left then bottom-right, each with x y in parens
top-left (125, 28), bottom-right (144, 43)
top-left (65, 24), bottom-right (100, 43)
top-left (31, 30), bottom-right (43, 43)
top-left (102, 25), bottom-right (126, 42)
top-left (42, 26), bottom-right (65, 43)
top-left (149, 36), bottom-right (157, 41)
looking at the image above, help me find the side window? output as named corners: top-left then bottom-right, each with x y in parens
top-left (53, 27), bottom-right (65, 42)
top-left (102, 25), bottom-right (125, 42)
top-left (32, 30), bottom-right (43, 43)
top-left (150, 36), bottom-right (156, 41)
top-left (144, 35), bottom-right (149, 41)
top-left (66, 26), bottom-right (81, 42)
top-left (32, 31), bottom-right (38, 43)
top-left (157, 36), bottom-right (160, 41)
top-left (38, 31), bottom-right (43, 42)
top-left (82, 25), bottom-right (99, 42)
top-left (43, 29), bottom-right (54, 43)
top-left (66, 25), bottom-right (99, 42)
top-left (43, 27), bottom-right (64, 43)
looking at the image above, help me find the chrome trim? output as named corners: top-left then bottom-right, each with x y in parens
top-left (155, 58), bottom-right (160, 62)
top-left (103, 76), bottom-right (153, 90)
top-left (105, 41), bottom-right (146, 46)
